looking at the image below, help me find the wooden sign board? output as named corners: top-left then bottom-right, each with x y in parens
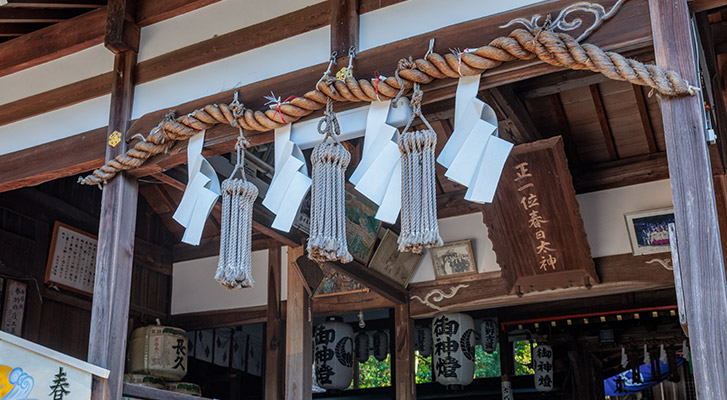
top-left (484, 137), bottom-right (598, 294)
top-left (0, 330), bottom-right (108, 399)
top-left (1, 279), bottom-right (27, 336)
top-left (45, 221), bottom-right (97, 296)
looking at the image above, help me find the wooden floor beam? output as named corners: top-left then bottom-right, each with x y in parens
top-left (649, 1), bottom-right (727, 398)
top-left (87, 49), bottom-right (139, 399)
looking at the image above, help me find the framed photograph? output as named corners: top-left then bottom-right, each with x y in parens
top-left (314, 263), bottom-right (367, 297)
top-left (624, 208), bottom-right (675, 255)
top-left (430, 240), bottom-right (477, 279)
top-left (345, 187), bottom-right (381, 264)
top-left (45, 221), bottom-right (98, 296)
top-left (368, 229), bottom-right (423, 287)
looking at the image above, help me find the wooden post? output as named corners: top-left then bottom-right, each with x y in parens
top-left (87, 48), bottom-right (139, 400)
top-left (265, 247), bottom-right (285, 398)
top-left (649, 1), bottom-right (727, 398)
top-left (394, 302), bottom-right (416, 400)
top-left (330, 0), bottom-right (359, 56)
top-left (285, 246), bottom-right (313, 400)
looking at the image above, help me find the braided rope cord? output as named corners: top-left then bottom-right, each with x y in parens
top-left (79, 28), bottom-right (698, 187)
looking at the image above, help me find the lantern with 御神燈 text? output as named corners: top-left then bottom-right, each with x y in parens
top-left (314, 317), bottom-right (354, 391)
top-left (480, 318), bottom-right (498, 353)
top-left (534, 344), bottom-right (554, 392)
top-left (416, 324), bottom-right (433, 357)
top-left (432, 313), bottom-right (476, 389)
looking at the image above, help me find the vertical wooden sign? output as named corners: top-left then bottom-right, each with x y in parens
top-left (1, 279), bottom-right (27, 336)
top-left (484, 137), bottom-right (598, 294)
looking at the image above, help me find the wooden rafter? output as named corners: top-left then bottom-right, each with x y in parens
top-left (631, 84), bottom-right (658, 153)
top-left (0, 7), bottom-right (85, 22)
top-left (3, 0), bottom-right (105, 8)
top-left (486, 85), bottom-right (542, 143)
top-left (589, 83), bottom-right (620, 160)
top-left (550, 93), bottom-right (582, 165)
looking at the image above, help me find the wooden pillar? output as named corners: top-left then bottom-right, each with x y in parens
top-left (285, 246), bottom-right (313, 400)
top-left (330, 0), bottom-right (359, 56)
top-left (649, 1), bottom-right (727, 398)
top-left (87, 48), bottom-right (139, 400)
top-left (394, 302), bottom-right (416, 400)
top-left (499, 327), bottom-right (514, 379)
top-left (567, 343), bottom-right (604, 400)
top-left (265, 247), bottom-right (285, 398)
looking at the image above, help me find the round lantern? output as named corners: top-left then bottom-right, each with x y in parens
top-left (373, 330), bottom-right (389, 361)
top-left (480, 319), bottom-right (498, 353)
top-left (432, 313), bottom-right (476, 388)
top-left (501, 379), bottom-right (514, 400)
top-left (533, 344), bottom-right (554, 392)
top-left (314, 317), bottom-right (354, 390)
top-left (126, 325), bottom-right (188, 381)
top-left (355, 332), bottom-right (370, 363)
top-left (416, 324), bottom-right (433, 357)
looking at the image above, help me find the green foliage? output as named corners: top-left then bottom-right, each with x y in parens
top-left (415, 352), bottom-right (432, 384)
top-left (514, 340), bottom-right (535, 375)
top-left (474, 344), bottom-right (501, 378)
top-left (358, 355), bottom-right (391, 388)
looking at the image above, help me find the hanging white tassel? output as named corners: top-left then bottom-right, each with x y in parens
top-left (216, 134), bottom-right (258, 289)
top-left (659, 344), bottom-right (667, 364)
top-left (682, 340), bottom-right (690, 361)
top-left (398, 83), bottom-right (443, 253)
top-left (643, 344), bottom-right (650, 365)
top-left (621, 347), bottom-right (628, 368)
top-left (307, 98), bottom-right (353, 263)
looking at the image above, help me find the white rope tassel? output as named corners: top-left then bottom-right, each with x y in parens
top-left (620, 347), bottom-right (628, 368)
top-left (398, 83), bottom-right (443, 253)
top-left (216, 134), bottom-right (258, 289)
top-left (307, 99), bottom-right (353, 263)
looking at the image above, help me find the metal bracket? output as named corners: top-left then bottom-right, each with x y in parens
top-left (669, 222), bottom-right (689, 336)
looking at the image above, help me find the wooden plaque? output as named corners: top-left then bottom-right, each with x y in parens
top-left (45, 221), bottom-right (98, 296)
top-left (483, 137), bottom-right (598, 294)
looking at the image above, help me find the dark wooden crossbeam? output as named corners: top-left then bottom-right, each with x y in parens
top-left (0, 7), bottom-right (85, 22)
top-left (105, 0), bottom-right (140, 53)
top-left (3, 0), bottom-right (106, 7)
top-left (589, 83), bottom-right (619, 160)
top-left (122, 383), bottom-right (213, 400)
top-left (485, 85), bottom-right (542, 143)
top-left (324, 259), bottom-right (408, 304)
top-left (0, 22), bottom-right (48, 35)
top-left (330, 0), bottom-right (359, 56)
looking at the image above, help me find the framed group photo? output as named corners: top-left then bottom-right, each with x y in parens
top-left (430, 240), bottom-right (477, 279)
top-left (624, 208), bottom-right (674, 256)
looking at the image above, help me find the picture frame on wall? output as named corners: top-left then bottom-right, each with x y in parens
top-left (314, 263), bottom-right (367, 297)
top-left (368, 229), bottom-right (423, 287)
top-left (45, 221), bottom-right (98, 296)
top-left (344, 186), bottom-right (381, 264)
top-left (624, 208), bottom-right (675, 256)
top-left (430, 240), bottom-right (477, 279)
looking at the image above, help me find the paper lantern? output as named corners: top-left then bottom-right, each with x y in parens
top-left (534, 344), bottom-right (554, 392)
top-left (501, 379), bottom-right (514, 400)
top-left (480, 319), bottom-right (498, 353)
top-left (432, 313), bottom-right (476, 388)
top-left (355, 332), bottom-right (370, 363)
top-left (126, 326), bottom-right (188, 381)
top-left (314, 317), bottom-right (354, 390)
top-left (373, 330), bottom-right (389, 362)
top-left (416, 325), bottom-right (433, 357)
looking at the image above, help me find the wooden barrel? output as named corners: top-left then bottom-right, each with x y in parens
top-left (126, 325), bottom-right (188, 381)
top-left (166, 382), bottom-right (202, 397)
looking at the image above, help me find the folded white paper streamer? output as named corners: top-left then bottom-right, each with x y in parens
top-left (262, 124), bottom-right (312, 232)
top-left (350, 100), bottom-right (402, 224)
top-left (438, 75), bottom-right (513, 204)
top-left (173, 130), bottom-right (221, 245)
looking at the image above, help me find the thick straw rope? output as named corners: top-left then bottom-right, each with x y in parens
top-left (79, 28), bottom-right (699, 187)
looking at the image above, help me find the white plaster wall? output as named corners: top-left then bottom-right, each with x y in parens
top-left (578, 179), bottom-right (673, 258)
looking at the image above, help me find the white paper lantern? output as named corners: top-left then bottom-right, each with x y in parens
top-left (373, 330), bottom-right (389, 361)
top-left (314, 317), bottom-right (354, 390)
top-left (480, 319), bottom-right (498, 353)
top-left (416, 324), bottom-right (433, 357)
top-left (355, 332), bottom-right (370, 363)
top-left (534, 344), bottom-right (554, 392)
top-left (432, 313), bottom-right (476, 388)
top-left (501, 379), bottom-right (514, 400)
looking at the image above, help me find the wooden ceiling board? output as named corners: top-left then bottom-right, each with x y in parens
top-left (559, 86), bottom-right (612, 163)
top-left (597, 80), bottom-right (651, 158)
top-left (643, 88), bottom-right (667, 152)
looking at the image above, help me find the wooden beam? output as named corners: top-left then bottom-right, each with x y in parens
top-left (330, 0), bottom-right (359, 56)
top-left (104, 0), bottom-right (139, 53)
top-left (292, 256), bottom-right (325, 296)
top-left (409, 253), bottom-right (676, 318)
top-left (325, 259), bottom-right (408, 304)
top-left (87, 49), bottom-right (139, 400)
top-left (631, 84), bottom-right (658, 153)
top-left (4, 0), bottom-right (105, 7)
top-left (485, 85), bottom-right (542, 143)
top-left (687, 0), bottom-right (727, 12)
top-left (572, 151), bottom-right (669, 193)
top-left (550, 93), bottom-right (581, 165)
top-left (122, 0), bottom-right (652, 179)
top-left (589, 84), bottom-right (619, 160)
top-left (285, 246), bottom-right (312, 400)
top-left (172, 235), bottom-right (281, 262)
top-left (265, 247), bottom-right (285, 399)
top-left (394, 302), bottom-right (415, 400)
top-left (122, 383), bottom-right (214, 400)
top-left (0, 7), bottom-right (84, 22)
top-left (0, 22), bottom-right (49, 36)
top-left (649, 2), bottom-right (727, 398)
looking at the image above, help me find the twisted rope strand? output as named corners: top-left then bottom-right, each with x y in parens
top-left (79, 28), bottom-right (698, 187)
